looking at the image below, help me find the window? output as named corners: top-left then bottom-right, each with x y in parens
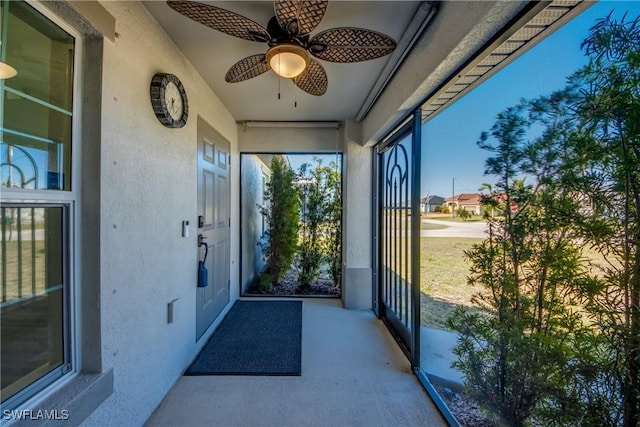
top-left (240, 153), bottom-right (343, 296)
top-left (1, 0), bottom-right (77, 410)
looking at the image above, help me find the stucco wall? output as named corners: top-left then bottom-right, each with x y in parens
top-left (81, 2), bottom-right (239, 425)
top-left (240, 154), bottom-right (269, 293)
top-left (341, 119), bottom-right (373, 309)
top-left (238, 125), bottom-right (342, 153)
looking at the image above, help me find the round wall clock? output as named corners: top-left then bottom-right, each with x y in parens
top-left (150, 73), bottom-right (188, 128)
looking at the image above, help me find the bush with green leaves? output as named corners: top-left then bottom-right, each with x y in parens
top-left (296, 161), bottom-right (325, 288)
top-left (456, 208), bottom-right (471, 221)
top-left (295, 158), bottom-right (342, 289)
top-left (449, 12), bottom-right (640, 426)
top-left (448, 102), bottom-right (592, 426)
top-left (260, 156), bottom-right (300, 288)
top-left (564, 13), bottom-right (640, 426)
top-left (317, 160), bottom-right (342, 288)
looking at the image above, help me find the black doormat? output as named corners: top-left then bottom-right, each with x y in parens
top-left (185, 300), bottom-right (302, 376)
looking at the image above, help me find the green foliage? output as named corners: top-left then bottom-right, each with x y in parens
top-left (295, 157), bottom-right (342, 289)
top-left (260, 156), bottom-right (300, 288)
top-left (255, 272), bottom-right (273, 293)
top-left (296, 160), bottom-right (325, 288)
top-left (318, 160), bottom-right (342, 288)
top-left (566, 13), bottom-right (640, 426)
top-left (456, 208), bottom-right (471, 221)
top-left (449, 99), bottom-right (593, 426)
top-left (450, 12), bottom-right (640, 426)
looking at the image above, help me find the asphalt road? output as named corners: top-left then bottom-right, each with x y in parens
top-left (421, 219), bottom-right (487, 238)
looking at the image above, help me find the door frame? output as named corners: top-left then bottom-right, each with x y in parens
top-left (374, 110), bottom-right (422, 370)
top-left (195, 116), bottom-right (231, 341)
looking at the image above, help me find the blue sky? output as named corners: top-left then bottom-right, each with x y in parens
top-left (287, 153), bottom-right (341, 173)
top-left (421, 1), bottom-right (640, 198)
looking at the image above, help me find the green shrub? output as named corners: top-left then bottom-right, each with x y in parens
top-left (295, 158), bottom-right (342, 289)
top-left (260, 156), bottom-right (300, 289)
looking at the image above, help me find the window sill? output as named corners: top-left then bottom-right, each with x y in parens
top-left (12, 369), bottom-right (113, 427)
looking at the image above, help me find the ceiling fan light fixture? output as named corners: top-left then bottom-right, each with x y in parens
top-left (0, 61), bottom-right (17, 79)
top-left (267, 44), bottom-right (309, 79)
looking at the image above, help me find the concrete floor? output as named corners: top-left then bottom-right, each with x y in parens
top-left (421, 327), bottom-right (464, 386)
top-left (145, 298), bottom-right (446, 427)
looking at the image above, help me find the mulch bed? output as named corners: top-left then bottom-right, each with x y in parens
top-left (245, 269), bottom-right (341, 297)
top-left (434, 384), bottom-right (495, 426)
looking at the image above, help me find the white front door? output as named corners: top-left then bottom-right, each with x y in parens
top-left (196, 117), bottom-right (230, 340)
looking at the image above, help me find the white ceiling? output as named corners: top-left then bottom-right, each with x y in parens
top-left (143, 1), bottom-right (422, 122)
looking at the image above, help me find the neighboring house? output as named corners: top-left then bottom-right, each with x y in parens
top-left (421, 195), bottom-right (445, 213)
top-left (445, 193), bottom-right (484, 215)
top-left (0, 1), bottom-right (590, 425)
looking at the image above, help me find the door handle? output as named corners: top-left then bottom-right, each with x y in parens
top-left (197, 234), bottom-right (209, 288)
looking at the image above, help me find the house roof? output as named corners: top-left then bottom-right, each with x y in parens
top-left (445, 193), bottom-right (482, 204)
top-left (421, 195), bottom-right (445, 204)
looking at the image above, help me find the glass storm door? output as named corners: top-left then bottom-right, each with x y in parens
top-left (376, 112), bottom-right (421, 365)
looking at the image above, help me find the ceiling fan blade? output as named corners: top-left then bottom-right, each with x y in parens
top-left (293, 60), bottom-right (327, 96)
top-left (225, 54), bottom-right (270, 83)
top-left (309, 28), bottom-right (396, 62)
top-left (274, 0), bottom-right (328, 36)
top-left (167, 1), bottom-right (270, 42)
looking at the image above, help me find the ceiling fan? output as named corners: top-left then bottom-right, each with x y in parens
top-left (167, 0), bottom-right (398, 96)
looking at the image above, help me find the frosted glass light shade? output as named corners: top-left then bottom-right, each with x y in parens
top-left (0, 61), bottom-right (17, 79)
top-left (267, 45), bottom-right (309, 79)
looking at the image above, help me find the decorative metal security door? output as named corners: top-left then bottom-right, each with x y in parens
top-left (376, 111), bottom-right (421, 365)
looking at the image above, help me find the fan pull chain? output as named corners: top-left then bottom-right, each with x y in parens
top-left (294, 86), bottom-right (297, 108)
top-left (278, 55), bottom-right (282, 100)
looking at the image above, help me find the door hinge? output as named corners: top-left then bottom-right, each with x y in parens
top-left (228, 218), bottom-right (230, 227)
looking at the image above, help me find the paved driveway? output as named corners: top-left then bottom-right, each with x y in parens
top-left (421, 219), bottom-right (487, 238)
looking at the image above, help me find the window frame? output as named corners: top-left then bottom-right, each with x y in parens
top-left (0, 0), bottom-right (83, 411)
top-left (0, 202), bottom-right (73, 409)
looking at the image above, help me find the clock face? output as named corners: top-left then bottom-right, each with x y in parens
top-left (165, 81), bottom-right (184, 121)
top-left (150, 73), bottom-right (188, 128)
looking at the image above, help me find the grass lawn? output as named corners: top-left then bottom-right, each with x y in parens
top-left (383, 235), bottom-right (485, 330)
top-left (418, 237), bottom-right (611, 330)
top-left (2, 240), bottom-right (46, 300)
top-left (420, 237), bottom-right (486, 330)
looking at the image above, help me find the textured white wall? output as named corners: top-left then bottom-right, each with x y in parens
top-left (238, 126), bottom-right (342, 153)
top-left (240, 155), bottom-right (268, 292)
top-left (342, 119), bottom-right (373, 308)
top-left (82, 2), bottom-right (239, 425)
